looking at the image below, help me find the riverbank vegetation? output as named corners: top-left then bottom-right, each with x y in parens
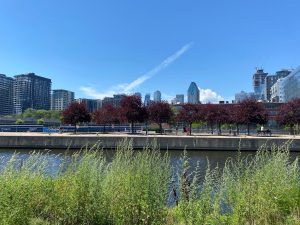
top-left (0, 141), bottom-right (299, 224)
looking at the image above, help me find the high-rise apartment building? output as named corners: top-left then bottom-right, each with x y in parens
top-left (176, 94), bottom-right (184, 104)
top-left (282, 66), bottom-right (300, 102)
top-left (270, 78), bottom-right (285, 103)
top-left (264, 69), bottom-right (291, 102)
top-left (51, 89), bottom-right (74, 111)
top-left (76, 98), bottom-right (99, 112)
top-left (134, 92), bottom-right (142, 100)
top-left (102, 97), bottom-right (114, 106)
top-left (102, 94), bottom-right (126, 107)
top-left (14, 73), bottom-right (52, 114)
top-left (113, 94), bottom-right (126, 107)
top-left (0, 74), bottom-right (14, 115)
top-left (172, 94), bottom-right (184, 105)
top-left (96, 99), bottom-right (102, 109)
top-left (144, 93), bottom-right (151, 106)
top-left (153, 90), bottom-right (161, 102)
top-left (253, 69), bottom-right (268, 101)
top-left (235, 91), bottom-right (256, 103)
top-left (187, 82), bottom-right (200, 104)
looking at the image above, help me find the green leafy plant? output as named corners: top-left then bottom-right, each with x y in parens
top-left (15, 119), bottom-right (24, 124)
top-left (36, 118), bottom-right (44, 125)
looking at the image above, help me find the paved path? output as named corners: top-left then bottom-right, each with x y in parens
top-left (0, 132), bottom-right (297, 139)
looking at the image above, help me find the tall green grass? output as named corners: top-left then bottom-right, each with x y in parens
top-left (0, 140), bottom-right (299, 224)
top-left (0, 140), bottom-right (170, 225)
top-left (170, 142), bottom-right (300, 225)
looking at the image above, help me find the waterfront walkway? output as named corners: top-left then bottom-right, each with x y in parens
top-left (0, 132), bottom-right (298, 138)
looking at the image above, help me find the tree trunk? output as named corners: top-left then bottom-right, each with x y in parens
top-left (290, 126), bottom-right (294, 135)
top-left (247, 123), bottom-right (250, 136)
top-left (218, 123), bottom-right (221, 135)
top-left (236, 124), bottom-right (240, 135)
top-left (74, 124), bottom-right (77, 134)
top-left (189, 123), bottom-right (192, 136)
top-left (211, 124), bottom-right (213, 134)
top-left (103, 124), bottom-right (106, 133)
top-left (131, 122), bottom-right (134, 134)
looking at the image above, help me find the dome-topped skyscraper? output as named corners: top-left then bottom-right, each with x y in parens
top-left (187, 82), bottom-right (200, 104)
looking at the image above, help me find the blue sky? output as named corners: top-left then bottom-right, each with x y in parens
top-left (0, 0), bottom-right (300, 102)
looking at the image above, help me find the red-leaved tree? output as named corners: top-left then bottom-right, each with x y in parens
top-left (201, 104), bottom-right (228, 135)
top-left (238, 99), bottom-right (268, 135)
top-left (228, 104), bottom-right (244, 135)
top-left (147, 101), bottom-right (174, 134)
top-left (276, 98), bottom-right (300, 134)
top-left (93, 104), bottom-right (120, 133)
top-left (177, 104), bottom-right (203, 135)
top-left (120, 95), bottom-right (148, 133)
top-left (203, 104), bottom-right (230, 135)
top-left (62, 102), bottom-right (91, 133)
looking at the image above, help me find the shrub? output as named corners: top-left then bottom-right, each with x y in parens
top-left (37, 118), bottom-right (44, 125)
top-left (15, 119), bottom-right (24, 124)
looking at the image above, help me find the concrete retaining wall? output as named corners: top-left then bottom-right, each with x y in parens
top-left (0, 134), bottom-right (299, 151)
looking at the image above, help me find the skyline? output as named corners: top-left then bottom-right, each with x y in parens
top-left (0, 63), bottom-right (294, 104)
top-left (1, 70), bottom-right (223, 103)
top-left (1, 1), bottom-right (300, 102)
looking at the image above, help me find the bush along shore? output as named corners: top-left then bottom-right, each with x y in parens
top-left (0, 140), bottom-right (299, 225)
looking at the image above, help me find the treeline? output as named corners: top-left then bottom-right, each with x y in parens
top-left (5, 98), bottom-right (299, 135)
top-left (61, 96), bottom-right (265, 135)
top-left (61, 96), bottom-right (300, 135)
top-left (5, 108), bottom-right (62, 121)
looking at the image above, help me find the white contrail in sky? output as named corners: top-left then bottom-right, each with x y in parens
top-left (122, 42), bottom-right (193, 92)
top-left (80, 42), bottom-right (193, 98)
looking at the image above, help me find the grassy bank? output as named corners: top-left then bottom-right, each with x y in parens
top-left (0, 140), bottom-right (299, 224)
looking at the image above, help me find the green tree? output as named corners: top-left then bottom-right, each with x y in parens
top-left (15, 119), bottom-right (24, 125)
top-left (16, 109), bottom-right (62, 120)
top-left (22, 108), bottom-right (35, 119)
top-left (37, 118), bottom-right (45, 125)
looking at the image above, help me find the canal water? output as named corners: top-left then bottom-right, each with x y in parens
top-left (1, 149), bottom-right (300, 174)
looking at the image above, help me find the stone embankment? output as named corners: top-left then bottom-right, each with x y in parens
top-left (0, 132), bottom-right (299, 151)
